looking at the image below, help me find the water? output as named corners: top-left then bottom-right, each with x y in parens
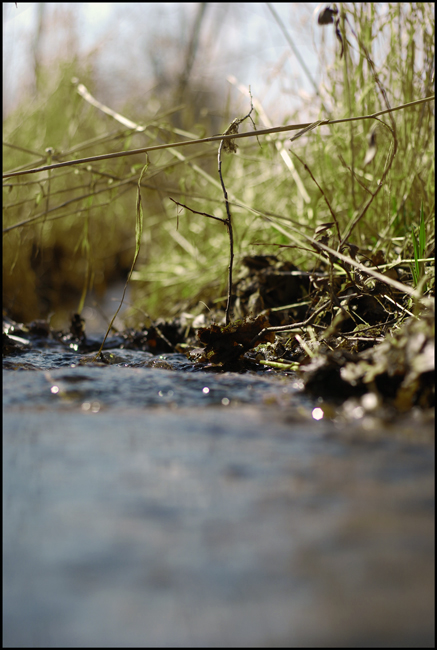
top-left (3, 363), bottom-right (301, 410)
top-left (3, 345), bottom-right (435, 647)
top-left (3, 346), bottom-right (303, 411)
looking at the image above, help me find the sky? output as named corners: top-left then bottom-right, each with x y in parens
top-left (3, 3), bottom-right (330, 123)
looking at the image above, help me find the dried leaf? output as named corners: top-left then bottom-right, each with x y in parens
top-left (317, 6), bottom-right (338, 25)
top-left (223, 120), bottom-right (239, 154)
top-left (363, 129), bottom-right (378, 166)
top-left (315, 222), bottom-right (335, 235)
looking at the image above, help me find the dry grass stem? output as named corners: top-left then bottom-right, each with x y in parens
top-left (3, 96), bottom-right (433, 180)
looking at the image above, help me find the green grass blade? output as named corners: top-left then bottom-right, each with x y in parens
top-left (411, 226), bottom-right (420, 286)
top-left (419, 201), bottom-right (426, 257)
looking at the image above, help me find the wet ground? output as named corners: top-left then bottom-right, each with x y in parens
top-left (3, 349), bottom-right (435, 647)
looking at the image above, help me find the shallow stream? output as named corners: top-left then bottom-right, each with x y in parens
top-left (3, 349), bottom-right (303, 411)
top-left (3, 343), bottom-right (435, 647)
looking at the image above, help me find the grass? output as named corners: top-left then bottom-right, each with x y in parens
top-left (411, 202), bottom-right (427, 289)
top-left (2, 3), bottom-right (435, 334)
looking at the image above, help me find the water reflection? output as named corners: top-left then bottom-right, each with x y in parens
top-left (3, 356), bottom-right (301, 412)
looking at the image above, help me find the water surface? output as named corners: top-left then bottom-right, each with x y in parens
top-left (3, 346), bottom-right (434, 647)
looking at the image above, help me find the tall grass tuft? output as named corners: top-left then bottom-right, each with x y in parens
top-left (3, 4), bottom-right (434, 329)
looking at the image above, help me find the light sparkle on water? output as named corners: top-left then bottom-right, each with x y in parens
top-left (312, 407), bottom-right (324, 420)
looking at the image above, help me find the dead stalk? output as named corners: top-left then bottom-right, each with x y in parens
top-left (290, 150), bottom-right (342, 243)
top-left (217, 139), bottom-right (233, 325)
top-left (218, 92), bottom-right (256, 325)
top-left (4, 97), bottom-right (431, 180)
top-left (171, 93), bottom-right (256, 326)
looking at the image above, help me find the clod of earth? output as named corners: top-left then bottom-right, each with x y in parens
top-left (196, 313), bottom-right (275, 364)
top-left (302, 309), bottom-right (435, 410)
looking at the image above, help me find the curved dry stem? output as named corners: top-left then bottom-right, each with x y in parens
top-left (3, 97), bottom-right (433, 180)
top-left (290, 150), bottom-right (342, 243)
top-left (218, 138), bottom-right (233, 326)
top-left (340, 116), bottom-right (397, 245)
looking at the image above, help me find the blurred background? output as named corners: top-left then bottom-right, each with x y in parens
top-left (4, 3), bottom-right (322, 122)
top-left (3, 3), bottom-right (434, 332)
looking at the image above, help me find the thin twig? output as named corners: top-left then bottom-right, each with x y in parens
top-left (3, 176), bottom-right (136, 233)
top-left (249, 301), bottom-right (330, 347)
top-left (93, 157), bottom-right (150, 360)
top-left (169, 198), bottom-right (226, 224)
top-left (340, 117), bottom-right (397, 245)
top-left (290, 150), bottom-right (342, 242)
top-left (168, 189), bottom-right (431, 302)
top-left (227, 76), bottom-right (311, 203)
top-left (218, 91), bottom-right (255, 325)
top-left (337, 153), bottom-right (373, 194)
top-left (265, 218), bottom-right (422, 299)
top-left (3, 96), bottom-right (433, 179)
top-left (218, 138), bottom-right (233, 325)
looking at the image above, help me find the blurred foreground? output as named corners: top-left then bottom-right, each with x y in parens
top-left (3, 368), bottom-right (435, 647)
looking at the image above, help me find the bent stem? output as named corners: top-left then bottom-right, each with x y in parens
top-left (218, 138), bottom-right (234, 325)
top-left (218, 92), bottom-right (256, 325)
top-left (93, 157), bottom-right (149, 360)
